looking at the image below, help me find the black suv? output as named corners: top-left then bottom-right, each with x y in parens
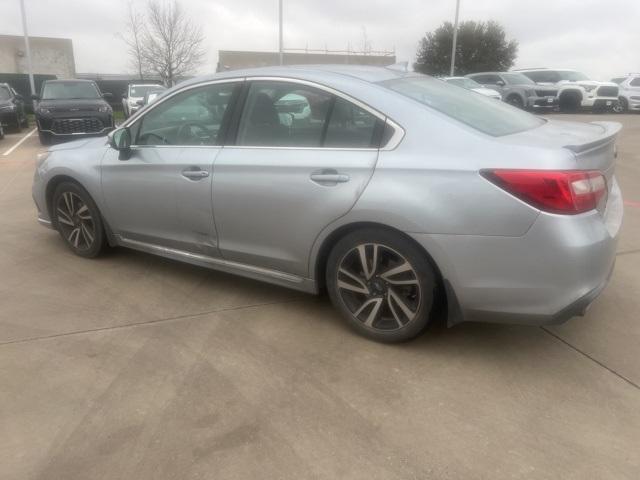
top-left (34, 79), bottom-right (114, 145)
top-left (0, 83), bottom-right (29, 133)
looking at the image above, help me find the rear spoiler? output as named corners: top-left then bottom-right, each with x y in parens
top-left (564, 121), bottom-right (622, 154)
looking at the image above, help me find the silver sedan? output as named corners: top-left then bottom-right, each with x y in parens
top-left (32, 66), bottom-right (623, 342)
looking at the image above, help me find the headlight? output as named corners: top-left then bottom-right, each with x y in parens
top-left (525, 89), bottom-right (535, 97)
top-left (583, 85), bottom-right (597, 92)
top-left (36, 151), bottom-right (50, 168)
top-left (0, 104), bottom-right (16, 111)
top-left (99, 105), bottom-right (112, 113)
top-left (38, 106), bottom-right (51, 114)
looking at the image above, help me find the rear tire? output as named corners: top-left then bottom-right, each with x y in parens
top-left (52, 182), bottom-right (106, 258)
top-left (11, 112), bottom-right (22, 133)
top-left (326, 228), bottom-right (437, 343)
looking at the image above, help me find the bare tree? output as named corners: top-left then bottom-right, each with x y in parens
top-left (140, 0), bottom-right (206, 86)
top-left (119, 1), bottom-right (146, 80)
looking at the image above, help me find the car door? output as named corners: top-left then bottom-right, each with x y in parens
top-left (101, 80), bottom-right (241, 256)
top-left (212, 79), bottom-right (385, 276)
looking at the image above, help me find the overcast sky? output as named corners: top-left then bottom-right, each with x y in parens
top-left (1, 0), bottom-right (638, 79)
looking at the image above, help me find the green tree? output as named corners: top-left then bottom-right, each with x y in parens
top-left (414, 20), bottom-right (518, 76)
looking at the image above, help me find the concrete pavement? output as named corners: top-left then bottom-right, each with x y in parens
top-left (1, 116), bottom-right (639, 479)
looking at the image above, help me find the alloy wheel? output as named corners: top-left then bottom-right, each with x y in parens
top-left (56, 191), bottom-right (96, 251)
top-left (336, 243), bottom-right (421, 331)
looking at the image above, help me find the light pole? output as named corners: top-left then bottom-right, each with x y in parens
top-left (19, 0), bottom-right (36, 105)
top-left (278, 0), bottom-right (284, 65)
top-left (449, 0), bottom-right (461, 76)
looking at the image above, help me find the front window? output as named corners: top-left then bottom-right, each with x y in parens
top-left (500, 73), bottom-right (536, 86)
top-left (135, 82), bottom-right (238, 146)
top-left (41, 82), bottom-right (101, 100)
top-left (130, 85), bottom-right (165, 98)
top-left (0, 86), bottom-right (11, 101)
top-left (379, 75), bottom-right (544, 137)
top-left (556, 71), bottom-right (590, 82)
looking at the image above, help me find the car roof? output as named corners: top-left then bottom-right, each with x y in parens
top-left (178, 65), bottom-right (412, 89)
top-left (43, 79), bottom-right (96, 84)
top-left (515, 68), bottom-right (578, 72)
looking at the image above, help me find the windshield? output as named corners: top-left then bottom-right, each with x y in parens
top-left (42, 82), bottom-right (101, 100)
top-left (379, 75), bottom-right (544, 137)
top-left (501, 73), bottom-right (536, 86)
top-left (557, 71), bottom-right (590, 81)
top-left (446, 78), bottom-right (482, 89)
top-left (0, 86), bottom-right (11, 101)
top-left (130, 85), bottom-right (165, 97)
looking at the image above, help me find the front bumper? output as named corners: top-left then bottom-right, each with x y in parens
top-left (581, 97), bottom-right (618, 108)
top-left (410, 178), bottom-right (623, 327)
top-left (37, 113), bottom-right (114, 137)
top-left (626, 96), bottom-right (640, 111)
top-left (527, 96), bottom-right (558, 108)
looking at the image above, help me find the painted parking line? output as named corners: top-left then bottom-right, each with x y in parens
top-left (2, 128), bottom-right (37, 157)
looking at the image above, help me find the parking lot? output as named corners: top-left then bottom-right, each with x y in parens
top-left (1, 114), bottom-right (639, 479)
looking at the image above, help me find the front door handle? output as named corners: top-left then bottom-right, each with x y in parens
top-left (182, 168), bottom-right (209, 180)
top-left (310, 170), bottom-right (350, 185)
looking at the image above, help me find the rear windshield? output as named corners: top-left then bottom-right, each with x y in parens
top-left (379, 75), bottom-right (544, 137)
top-left (42, 82), bottom-right (101, 100)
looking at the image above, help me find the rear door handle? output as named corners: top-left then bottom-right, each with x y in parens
top-left (182, 168), bottom-right (209, 180)
top-left (310, 171), bottom-right (350, 185)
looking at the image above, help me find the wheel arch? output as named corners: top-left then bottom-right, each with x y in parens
top-left (311, 221), bottom-right (444, 290)
top-left (45, 174), bottom-right (117, 245)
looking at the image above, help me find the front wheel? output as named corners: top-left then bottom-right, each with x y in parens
top-left (38, 131), bottom-right (52, 145)
top-left (506, 94), bottom-right (525, 109)
top-left (52, 182), bottom-right (106, 258)
top-left (613, 97), bottom-right (628, 114)
top-left (326, 229), bottom-right (437, 343)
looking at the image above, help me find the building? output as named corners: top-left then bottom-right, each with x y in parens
top-left (0, 34), bottom-right (75, 79)
top-left (217, 49), bottom-right (396, 72)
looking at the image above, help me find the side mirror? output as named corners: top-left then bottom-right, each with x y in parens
top-left (102, 92), bottom-right (113, 99)
top-left (136, 99), bottom-right (144, 106)
top-left (109, 128), bottom-right (133, 160)
top-left (109, 127), bottom-right (131, 148)
top-left (495, 80), bottom-right (505, 87)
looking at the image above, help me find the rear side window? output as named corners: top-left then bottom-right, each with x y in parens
top-left (379, 75), bottom-right (544, 137)
top-left (630, 77), bottom-right (640, 87)
top-left (522, 71), bottom-right (560, 83)
top-left (324, 98), bottom-right (380, 148)
top-left (236, 81), bottom-right (384, 148)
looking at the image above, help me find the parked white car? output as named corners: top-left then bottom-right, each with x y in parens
top-left (611, 74), bottom-right (640, 113)
top-left (122, 84), bottom-right (166, 118)
top-left (443, 77), bottom-right (501, 100)
top-left (516, 69), bottom-right (619, 113)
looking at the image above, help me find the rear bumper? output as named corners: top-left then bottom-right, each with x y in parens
top-left (410, 178), bottom-right (623, 327)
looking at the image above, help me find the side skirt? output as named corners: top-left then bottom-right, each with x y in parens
top-left (116, 236), bottom-right (319, 294)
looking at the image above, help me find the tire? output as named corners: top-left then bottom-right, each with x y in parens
top-left (559, 92), bottom-right (581, 113)
top-left (11, 112), bottom-right (22, 133)
top-left (326, 228), bottom-right (438, 343)
top-left (20, 114), bottom-right (29, 128)
top-left (52, 182), bottom-right (106, 258)
top-left (613, 97), bottom-right (628, 114)
top-left (38, 131), bottom-right (52, 146)
top-left (506, 94), bottom-right (524, 109)
top-left (0, 126), bottom-right (4, 140)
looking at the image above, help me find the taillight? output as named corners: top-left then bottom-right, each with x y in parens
top-left (481, 169), bottom-right (607, 214)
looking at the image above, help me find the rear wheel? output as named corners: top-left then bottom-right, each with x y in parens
top-left (52, 182), bottom-right (106, 258)
top-left (0, 125), bottom-right (4, 140)
top-left (11, 112), bottom-right (22, 132)
top-left (326, 229), bottom-right (437, 343)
